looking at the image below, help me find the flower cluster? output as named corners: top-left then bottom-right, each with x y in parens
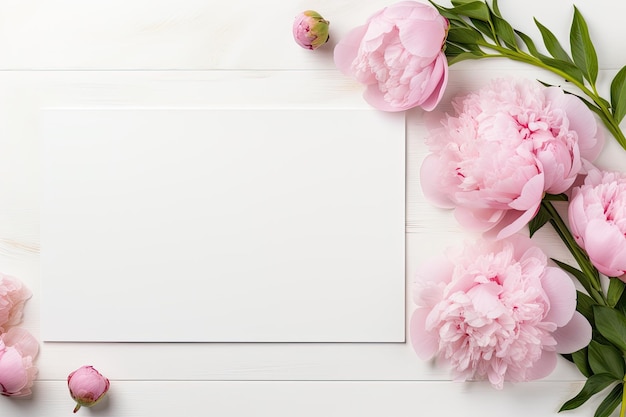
top-left (0, 273), bottom-right (37, 397)
top-left (326, 0), bottom-right (626, 415)
top-left (411, 236), bottom-right (591, 389)
top-left (421, 78), bottom-right (603, 239)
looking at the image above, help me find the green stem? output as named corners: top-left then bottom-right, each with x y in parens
top-left (541, 201), bottom-right (607, 304)
top-left (471, 42), bottom-right (626, 150)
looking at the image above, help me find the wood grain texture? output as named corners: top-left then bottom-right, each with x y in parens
top-left (0, 0), bottom-right (624, 414)
top-left (0, 380), bottom-right (606, 416)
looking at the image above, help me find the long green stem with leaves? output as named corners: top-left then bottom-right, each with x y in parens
top-left (431, 0), bottom-right (626, 151)
top-left (470, 43), bottom-right (626, 149)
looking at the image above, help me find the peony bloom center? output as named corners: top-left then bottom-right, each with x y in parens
top-left (352, 28), bottom-right (434, 109)
top-left (411, 236), bottom-right (591, 389)
top-left (425, 247), bottom-right (555, 387)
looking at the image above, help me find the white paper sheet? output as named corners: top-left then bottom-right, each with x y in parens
top-left (41, 108), bottom-right (405, 342)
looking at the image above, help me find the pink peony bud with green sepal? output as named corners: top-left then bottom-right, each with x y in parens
top-left (68, 366), bottom-right (110, 413)
top-left (292, 10), bottom-right (330, 50)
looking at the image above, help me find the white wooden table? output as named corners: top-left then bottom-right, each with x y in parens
top-left (0, 0), bottom-right (624, 415)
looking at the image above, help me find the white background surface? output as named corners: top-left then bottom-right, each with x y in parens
top-left (0, 0), bottom-right (624, 415)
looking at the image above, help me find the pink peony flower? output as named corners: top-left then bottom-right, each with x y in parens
top-left (68, 365), bottom-right (110, 413)
top-left (292, 10), bottom-right (330, 50)
top-left (0, 328), bottom-right (39, 397)
top-left (0, 273), bottom-right (32, 333)
top-left (568, 169), bottom-right (626, 278)
top-left (410, 235), bottom-right (591, 389)
top-left (421, 78), bottom-right (604, 239)
top-left (334, 1), bottom-right (449, 112)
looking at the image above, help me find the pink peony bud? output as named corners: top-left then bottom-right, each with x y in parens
top-left (0, 328), bottom-right (39, 397)
top-left (0, 272), bottom-right (32, 333)
top-left (292, 10), bottom-right (330, 50)
top-left (68, 366), bottom-right (110, 413)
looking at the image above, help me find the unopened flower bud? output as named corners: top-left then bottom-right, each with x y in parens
top-left (292, 10), bottom-right (330, 50)
top-left (68, 366), bottom-right (110, 413)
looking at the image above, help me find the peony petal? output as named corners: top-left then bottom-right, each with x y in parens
top-left (333, 25), bottom-right (368, 77)
top-left (416, 53), bottom-right (449, 111)
top-left (553, 312), bottom-right (592, 354)
top-left (420, 154), bottom-right (456, 208)
top-left (455, 206), bottom-right (505, 233)
top-left (508, 173), bottom-right (544, 211)
top-left (362, 84), bottom-right (406, 112)
top-left (495, 203), bottom-right (540, 240)
top-left (397, 18), bottom-right (446, 57)
top-left (525, 350), bottom-right (558, 381)
top-left (0, 348), bottom-right (29, 394)
top-left (544, 87), bottom-right (603, 162)
top-left (541, 267), bottom-right (576, 327)
top-left (584, 219), bottom-right (626, 277)
top-left (410, 308), bottom-right (439, 360)
top-left (2, 328), bottom-right (39, 358)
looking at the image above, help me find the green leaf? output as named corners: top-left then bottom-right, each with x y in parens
top-left (588, 341), bottom-right (626, 379)
top-left (450, 2), bottom-right (492, 22)
top-left (559, 374), bottom-right (617, 411)
top-left (528, 204), bottom-right (550, 237)
top-left (491, 0), bottom-right (502, 16)
top-left (515, 30), bottom-right (549, 60)
top-left (446, 51), bottom-right (485, 65)
top-left (536, 55), bottom-right (584, 84)
top-left (608, 279), bottom-right (626, 308)
top-left (594, 306), bottom-right (626, 352)
top-left (444, 43), bottom-right (467, 57)
top-left (470, 18), bottom-right (495, 41)
top-left (534, 18), bottom-right (574, 63)
top-left (572, 347), bottom-right (593, 378)
top-left (610, 65), bottom-right (626, 123)
top-left (594, 383), bottom-right (623, 417)
top-left (570, 6), bottom-right (599, 84)
top-left (544, 193), bottom-right (568, 201)
top-left (492, 14), bottom-right (518, 50)
top-left (447, 27), bottom-right (483, 44)
top-left (576, 290), bottom-right (596, 323)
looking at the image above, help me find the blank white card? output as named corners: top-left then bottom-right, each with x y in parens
top-left (41, 108), bottom-right (405, 342)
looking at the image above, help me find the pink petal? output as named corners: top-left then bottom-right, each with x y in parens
top-left (525, 350), bottom-right (558, 381)
top-left (397, 18), bottom-right (446, 57)
top-left (416, 53), bottom-right (449, 112)
top-left (420, 154), bottom-right (456, 208)
top-left (495, 203), bottom-right (540, 240)
top-left (544, 87), bottom-right (603, 162)
top-left (454, 206), bottom-right (505, 233)
top-left (553, 312), bottom-right (592, 354)
top-left (363, 84), bottom-right (405, 112)
top-left (410, 308), bottom-right (439, 360)
top-left (0, 348), bottom-right (29, 394)
top-left (2, 328), bottom-right (39, 358)
top-left (508, 173), bottom-right (544, 211)
top-left (567, 188), bottom-right (587, 245)
top-left (584, 219), bottom-right (626, 277)
top-left (541, 267), bottom-right (576, 327)
top-left (333, 25), bottom-right (367, 77)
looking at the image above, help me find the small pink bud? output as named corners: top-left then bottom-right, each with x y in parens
top-left (68, 366), bottom-right (110, 413)
top-left (292, 10), bottom-right (330, 50)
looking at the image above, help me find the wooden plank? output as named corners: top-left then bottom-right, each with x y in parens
top-left (0, 380), bottom-right (600, 416)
